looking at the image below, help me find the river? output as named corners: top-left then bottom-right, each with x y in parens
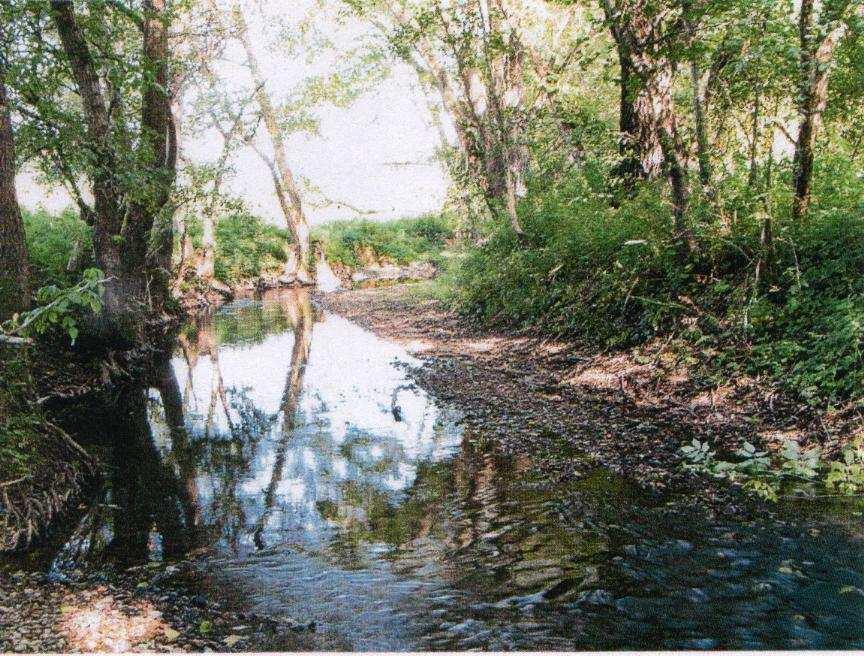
top-left (40, 289), bottom-right (864, 650)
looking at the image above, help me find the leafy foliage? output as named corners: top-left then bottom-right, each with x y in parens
top-left (22, 208), bottom-right (93, 287)
top-left (454, 157), bottom-right (864, 405)
top-left (2, 268), bottom-right (104, 345)
top-left (679, 437), bottom-right (864, 500)
top-left (313, 214), bottom-right (454, 268)
top-left (214, 213), bottom-right (291, 285)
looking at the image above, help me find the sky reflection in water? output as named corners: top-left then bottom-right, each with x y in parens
top-left (50, 289), bottom-right (864, 650)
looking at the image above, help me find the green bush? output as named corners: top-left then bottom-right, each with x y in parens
top-left (181, 210), bottom-right (291, 285)
top-left (313, 213), bottom-right (454, 268)
top-left (214, 213), bottom-right (291, 285)
top-left (454, 179), bottom-right (691, 346)
top-left (454, 159), bottom-right (864, 406)
top-left (23, 208), bottom-right (93, 287)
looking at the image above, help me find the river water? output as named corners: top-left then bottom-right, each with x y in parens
top-left (44, 290), bottom-right (864, 650)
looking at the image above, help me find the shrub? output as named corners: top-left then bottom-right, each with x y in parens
top-left (181, 210), bottom-right (291, 286)
top-left (23, 208), bottom-right (93, 287)
top-left (453, 159), bottom-right (864, 406)
top-left (313, 213), bottom-right (454, 268)
top-left (214, 213), bottom-right (291, 285)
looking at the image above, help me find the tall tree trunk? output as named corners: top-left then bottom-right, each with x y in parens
top-left (198, 212), bottom-right (216, 281)
top-left (230, 3), bottom-right (313, 284)
top-left (601, 0), bottom-right (693, 256)
top-left (50, 0), bottom-right (126, 314)
top-left (748, 92), bottom-right (761, 189)
top-left (690, 59), bottom-right (712, 190)
top-left (483, 0), bottom-right (527, 235)
top-left (135, 0), bottom-right (177, 307)
top-left (613, 42), bottom-right (643, 187)
top-left (50, 0), bottom-right (176, 323)
top-left (792, 0), bottom-right (862, 220)
top-left (0, 69), bottom-right (29, 320)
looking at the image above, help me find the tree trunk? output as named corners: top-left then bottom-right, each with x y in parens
top-left (602, 0), bottom-right (693, 256)
top-left (792, 0), bottom-right (862, 220)
top-left (748, 93), bottom-right (760, 189)
top-left (50, 0), bottom-right (126, 314)
top-left (0, 69), bottom-right (30, 320)
top-left (690, 59), bottom-right (712, 190)
top-left (613, 42), bottom-right (643, 187)
top-left (50, 0), bottom-right (176, 323)
top-left (135, 0), bottom-right (177, 307)
top-left (230, 3), bottom-right (313, 284)
top-left (198, 212), bottom-right (216, 281)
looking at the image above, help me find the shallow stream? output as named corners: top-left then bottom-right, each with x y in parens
top-left (42, 290), bottom-right (864, 649)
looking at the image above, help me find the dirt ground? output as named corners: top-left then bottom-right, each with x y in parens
top-left (320, 283), bottom-right (861, 509)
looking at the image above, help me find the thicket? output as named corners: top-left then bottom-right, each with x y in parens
top-left (182, 211), bottom-right (292, 286)
top-left (453, 155), bottom-right (864, 407)
top-left (312, 214), bottom-right (454, 268)
top-left (22, 208), bottom-right (92, 287)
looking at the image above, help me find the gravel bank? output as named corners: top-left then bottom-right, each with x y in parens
top-left (0, 562), bottom-right (314, 653)
top-left (318, 283), bottom-right (831, 511)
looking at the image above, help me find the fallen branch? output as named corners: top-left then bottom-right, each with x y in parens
top-left (0, 335), bottom-right (33, 346)
top-left (0, 475), bottom-right (30, 488)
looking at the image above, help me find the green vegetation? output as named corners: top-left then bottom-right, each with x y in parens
top-left (453, 162), bottom-right (864, 407)
top-left (22, 208), bottom-right (93, 287)
top-left (2, 268), bottom-right (104, 345)
top-left (680, 437), bottom-right (864, 501)
top-left (214, 214), bottom-right (291, 285)
top-left (182, 210), bottom-right (291, 286)
top-left (0, 348), bottom-right (42, 481)
top-left (313, 214), bottom-right (454, 268)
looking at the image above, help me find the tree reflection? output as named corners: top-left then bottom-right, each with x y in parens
top-left (106, 387), bottom-right (194, 567)
top-left (252, 291), bottom-right (314, 549)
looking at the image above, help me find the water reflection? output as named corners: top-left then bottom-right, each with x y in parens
top-left (45, 289), bottom-right (864, 650)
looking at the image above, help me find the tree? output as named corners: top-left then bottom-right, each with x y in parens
top-left (0, 56), bottom-right (29, 320)
top-left (354, 0), bottom-right (550, 235)
top-left (11, 0), bottom-right (179, 330)
top-left (792, 0), bottom-right (864, 220)
top-left (600, 0), bottom-right (695, 255)
top-left (228, 2), bottom-right (314, 283)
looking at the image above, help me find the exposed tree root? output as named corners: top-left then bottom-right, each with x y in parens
top-left (0, 420), bottom-right (96, 552)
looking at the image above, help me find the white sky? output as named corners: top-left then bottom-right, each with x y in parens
top-left (17, 0), bottom-right (451, 226)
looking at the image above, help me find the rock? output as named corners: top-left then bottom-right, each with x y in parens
top-left (684, 588), bottom-right (709, 604)
top-left (580, 589), bottom-right (614, 606)
top-left (681, 637), bottom-right (717, 649)
top-left (351, 261), bottom-right (438, 284)
top-left (163, 627), bottom-right (181, 643)
top-left (223, 634), bottom-right (244, 648)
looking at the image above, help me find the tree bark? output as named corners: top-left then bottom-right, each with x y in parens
top-left (50, 0), bottom-right (125, 311)
top-left (748, 93), bottom-right (760, 189)
top-left (601, 0), bottom-right (693, 256)
top-left (0, 67), bottom-right (30, 320)
top-left (135, 0), bottom-right (177, 304)
top-left (690, 59), bottom-right (711, 190)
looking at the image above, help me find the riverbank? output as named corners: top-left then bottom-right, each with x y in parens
top-left (0, 561), bottom-right (314, 652)
top-left (320, 282), bottom-right (860, 507)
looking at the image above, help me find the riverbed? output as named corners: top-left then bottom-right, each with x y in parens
top-left (23, 288), bottom-right (864, 650)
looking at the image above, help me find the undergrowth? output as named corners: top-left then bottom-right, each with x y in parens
top-left (453, 159), bottom-right (864, 408)
top-left (313, 213), bottom-right (454, 268)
